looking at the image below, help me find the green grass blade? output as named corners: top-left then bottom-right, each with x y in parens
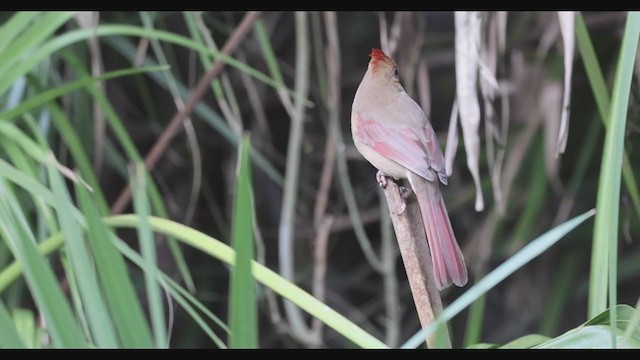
top-left (0, 65), bottom-right (169, 122)
top-left (110, 235), bottom-right (228, 348)
top-left (401, 209), bottom-right (596, 349)
top-left (0, 212), bottom-right (388, 349)
top-left (131, 163), bottom-right (167, 348)
top-left (254, 19), bottom-right (286, 86)
top-left (463, 291), bottom-right (486, 346)
top-left (47, 156), bottom-right (118, 347)
top-left (576, 12), bottom-right (640, 222)
top-left (0, 180), bottom-right (86, 348)
top-left (0, 300), bottom-right (25, 348)
top-left (539, 253), bottom-right (580, 336)
top-left (589, 12), bottom-right (640, 347)
top-left (0, 158), bottom-right (85, 225)
top-left (61, 50), bottom-right (196, 292)
top-left (0, 12), bottom-right (41, 54)
top-left (103, 215), bottom-right (388, 349)
top-left (0, 12), bottom-right (74, 83)
top-left (75, 177), bottom-right (154, 348)
top-left (11, 309), bottom-right (40, 348)
top-left (228, 136), bottom-right (258, 348)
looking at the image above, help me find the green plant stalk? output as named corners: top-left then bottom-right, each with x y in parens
top-left (589, 12), bottom-right (640, 347)
top-left (576, 12), bottom-right (640, 223)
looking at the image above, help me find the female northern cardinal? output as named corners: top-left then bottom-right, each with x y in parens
top-left (351, 48), bottom-right (467, 290)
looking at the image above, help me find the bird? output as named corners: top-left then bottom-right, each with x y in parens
top-left (350, 48), bottom-right (467, 290)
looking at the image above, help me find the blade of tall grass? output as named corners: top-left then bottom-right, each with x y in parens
top-left (463, 290), bottom-right (486, 346)
top-left (130, 163), bottom-right (167, 348)
top-left (0, 24), bottom-right (311, 107)
top-left (576, 12), bottom-right (640, 222)
top-left (103, 215), bottom-right (388, 349)
top-left (11, 308), bottom-right (41, 348)
top-left (228, 136), bottom-right (258, 348)
top-left (0, 300), bottom-right (25, 348)
top-left (75, 179), bottom-right (154, 348)
top-left (0, 180), bottom-right (86, 347)
top-left (0, 127), bottom-right (58, 233)
top-left (401, 209), bottom-right (595, 349)
top-left (589, 12), bottom-right (640, 347)
top-left (0, 12), bottom-right (40, 54)
top-left (47, 156), bottom-right (119, 348)
top-left (539, 253), bottom-right (580, 336)
top-left (0, 212), bottom-right (388, 348)
top-left (110, 234), bottom-right (227, 348)
top-left (0, 12), bottom-right (74, 87)
top-left (0, 65), bottom-right (169, 122)
top-left (62, 51), bottom-right (195, 292)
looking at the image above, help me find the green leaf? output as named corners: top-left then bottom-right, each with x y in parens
top-left (501, 334), bottom-right (551, 349)
top-left (0, 301), bottom-right (25, 348)
top-left (0, 65), bottom-right (169, 123)
top-left (586, 304), bottom-right (640, 339)
top-left (228, 136), bottom-right (258, 348)
top-left (536, 325), bottom-right (640, 349)
top-left (47, 155), bottom-right (119, 347)
top-left (0, 179), bottom-right (86, 347)
top-left (130, 163), bottom-right (167, 348)
top-left (75, 176), bottom-right (154, 348)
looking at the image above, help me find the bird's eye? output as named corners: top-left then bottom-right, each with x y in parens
top-left (394, 68), bottom-right (398, 77)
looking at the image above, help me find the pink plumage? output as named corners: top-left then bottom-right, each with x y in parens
top-left (351, 48), bottom-right (467, 290)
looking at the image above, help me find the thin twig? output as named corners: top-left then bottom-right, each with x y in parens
top-left (310, 215), bottom-right (333, 341)
top-left (110, 11), bottom-right (262, 214)
top-left (278, 11), bottom-right (317, 347)
top-left (382, 180), bottom-right (450, 349)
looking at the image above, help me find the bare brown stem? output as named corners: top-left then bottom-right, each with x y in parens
top-left (381, 180), bottom-right (451, 348)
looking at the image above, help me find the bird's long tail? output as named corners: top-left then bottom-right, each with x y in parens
top-left (407, 172), bottom-right (467, 290)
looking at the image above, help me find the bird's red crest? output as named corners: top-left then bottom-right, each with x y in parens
top-left (369, 48), bottom-right (390, 63)
top-left (369, 48), bottom-right (395, 70)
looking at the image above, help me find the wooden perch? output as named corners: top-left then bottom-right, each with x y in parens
top-left (381, 180), bottom-right (451, 349)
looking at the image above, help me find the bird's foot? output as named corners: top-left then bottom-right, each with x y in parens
top-left (394, 186), bottom-right (414, 215)
top-left (376, 170), bottom-right (390, 189)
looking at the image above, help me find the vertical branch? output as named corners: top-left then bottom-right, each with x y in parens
top-left (382, 181), bottom-right (451, 349)
top-left (379, 188), bottom-right (401, 347)
top-left (278, 11), bottom-right (317, 346)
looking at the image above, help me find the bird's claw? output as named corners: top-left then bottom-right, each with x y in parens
top-left (376, 170), bottom-right (389, 189)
